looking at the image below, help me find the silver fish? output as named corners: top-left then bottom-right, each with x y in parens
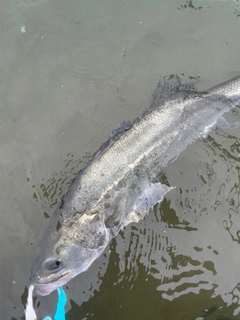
top-left (30, 76), bottom-right (240, 296)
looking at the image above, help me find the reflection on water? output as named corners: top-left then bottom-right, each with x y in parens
top-left (178, 0), bottom-right (203, 10)
top-left (114, 121), bottom-right (240, 319)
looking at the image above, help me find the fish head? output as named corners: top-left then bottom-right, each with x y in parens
top-left (30, 243), bottom-right (105, 296)
top-left (30, 209), bottom-right (109, 296)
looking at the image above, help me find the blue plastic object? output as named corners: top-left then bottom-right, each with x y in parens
top-left (43, 287), bottom-right (67, 320)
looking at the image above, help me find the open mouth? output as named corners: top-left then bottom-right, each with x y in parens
top-left (33, 270), bottom-right (73, 296)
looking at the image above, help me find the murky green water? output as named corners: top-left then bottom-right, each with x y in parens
top-left (1, 0), bottom-right (240, 319)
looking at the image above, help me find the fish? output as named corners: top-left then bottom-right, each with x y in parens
top-left (30, 75), bottom-right (240, 296)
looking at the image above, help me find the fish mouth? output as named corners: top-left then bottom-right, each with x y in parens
top-left (33, 270), bottom-right (73, 296)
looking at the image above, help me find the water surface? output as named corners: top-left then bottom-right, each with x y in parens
top-left (1, 0), bottom-right (240, 319)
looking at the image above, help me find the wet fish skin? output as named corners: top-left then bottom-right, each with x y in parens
top-left (30, 75), bottom-right (240, 296)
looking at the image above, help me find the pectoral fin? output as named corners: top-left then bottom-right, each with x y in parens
top-left (203, 117), bottom-right (239, 138)
top-left (214, 117), bottom-right (239, 130)
top-left (129, 183), bottom-right (175, 223)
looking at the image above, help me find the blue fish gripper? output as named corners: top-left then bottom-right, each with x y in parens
top-left (43, 287), bottom-right (67, 320)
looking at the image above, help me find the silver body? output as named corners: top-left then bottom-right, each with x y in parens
top-left (30, 76), bottom-right (240, 295)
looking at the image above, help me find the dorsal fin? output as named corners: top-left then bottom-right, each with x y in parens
top-left (108, 120), bottom-right (132, 139)
top-left (149, 77), bottom-right (197, 110)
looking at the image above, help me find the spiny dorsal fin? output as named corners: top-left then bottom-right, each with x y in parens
top-left (108, 120), bottom-right (132, 139)
top-left (149, 76), bottom-right (197, 110)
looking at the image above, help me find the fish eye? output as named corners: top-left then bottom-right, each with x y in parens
top-left (43, 258), bottom-right (62, 273)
